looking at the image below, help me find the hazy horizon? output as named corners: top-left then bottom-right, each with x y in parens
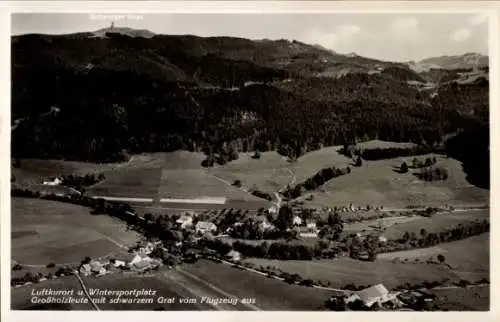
top-left (11, 13), bottom-right (489, 62)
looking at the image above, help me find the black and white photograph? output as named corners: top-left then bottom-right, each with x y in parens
top-left (3, 1), bottom-right (496, 317)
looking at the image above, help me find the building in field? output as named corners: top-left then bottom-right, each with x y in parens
top-left (256, 218), bottom-right (275, 231)
top-left (42, 177), bottom-right (63, 186)
top-left (225, 250), bottom-right (242, 262)
top-left (345, 284), bottom-right (401, 309)
top-left (111, 259), bottom-right (126, 268)
top-left (176, 214), bottom-right (194, 229)
top-left (89, 261), bottom-right (107, 275)
top-left (268, 204), bottom-right (279, 214)
top-left (305, 220), bottom-right (318, 233)
top-left (79, 264), bottom-right (92, 276)
top-left (293, 215), bottom-right (303, 226)
top-left (195, 221), bottom-right (217, 235)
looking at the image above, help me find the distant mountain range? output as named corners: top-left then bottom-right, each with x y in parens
top-left (11, 26), bottom-right (489, 186)
top-left (406, 52), bottom-right (488, 72)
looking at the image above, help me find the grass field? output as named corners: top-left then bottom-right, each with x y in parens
top-left (12, 159), bottom-right (119, 187)
top-left (81, 152), bottom-right (259, 201)
top-left (11, 197), bottom-right (140, 266)
top-left (299, 152), bottom-right (489, 209)
top-left (181, 259), bottom-right (336, 310)
top-left (378, 233), bottom-right (489, 279)
top-left (13, 140), bottom-right (489, 210)
top-left (209, 151), bottom-right (292, 193)
top-left (342, 209), bottom-right (489, 239)
top-left (244, 254), bottom-right (488, 290)
top-left (206, 140), bottom-right (489, 209)
top-left (430, 285), bottom-right (490, 311)
top-left (377, 210), bottom-right (489, 240)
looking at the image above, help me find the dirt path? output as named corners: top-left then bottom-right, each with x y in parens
top-left (74, 272), bottom-right (100, 311)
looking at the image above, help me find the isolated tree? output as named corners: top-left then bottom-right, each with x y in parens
top-left (233, 180), bottom-right (242, 187)
top-left (400, 161), bottom-right (408, 173)
top-left (275, 205), bottom-right (294, 232)
top-left (354, 156), bottom-right (363, 167)
top-left (424, 157), bottom-right (433, 167)
top-left (82, 256), bottom-right (91, 264)
top-left (412, 157), bottom-right (420, 168)
top-left (437, 254), bottom-right (446, 264)
top-left (325, 212), bottom-right (343, 240)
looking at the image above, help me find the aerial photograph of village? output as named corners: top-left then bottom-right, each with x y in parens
top-left (9, 11), bottom-right (490, 311)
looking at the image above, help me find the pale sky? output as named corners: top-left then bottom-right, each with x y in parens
top-left (11, 13), bottom-right (489, 62)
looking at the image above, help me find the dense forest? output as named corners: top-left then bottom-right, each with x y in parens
top-left (11, 31), bottom-right (489, 187)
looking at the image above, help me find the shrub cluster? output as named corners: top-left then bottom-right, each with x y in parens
top-left (415, 166), bottom-right (449, 181)
top-left (60, 173), bottom-right (105, 190)
top-left (250, 189), bottom-right (273, 201)
top-left (361, 146), bottom-right (434, 161)
top-left (284, 165), bottom-right (351, 199)
top-left (383, 220), bottom-right (490, 252)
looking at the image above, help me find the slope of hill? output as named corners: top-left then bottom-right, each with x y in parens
top-left (11, 29), bottom-right (489, 182)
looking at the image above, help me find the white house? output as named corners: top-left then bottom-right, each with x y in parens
top-left (195, 221), bottom-right (217, 235)
top-left (79, 264), bottom-right (91, 276)
top-left (176, 214), bottom-right (193, 229)
top-left (42, 177), bottom-right (63, 186)
top-left (345, 284), bottom-right (399, 308)
top-left (112, 260), bottom-right (126, 268)
top-left (89, 261), bottom-right (106, 275)
top-left (293, 215), bottom-right (303, 226)
top-left (257, 219), bottom-right (275, 232)
top-left (138, 242), bottom-right (156, 255)
top-left (268, 205), bottom-right (278, 214)
top-left (378, 235), bottom-right (388, 243)
top-left (128, 253), bottom-right (153, 270)
top-left (225, 250), bottom-right (242, 262)
top-left (305, 221), bottom-right (318, 233)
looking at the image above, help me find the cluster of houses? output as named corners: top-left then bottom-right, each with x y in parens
top-left (336, 283), bottom-right (436, 311)
top-left (79, 242), bottom-right (162, 277)
top-left (175, 212), bottom-right (217, 235)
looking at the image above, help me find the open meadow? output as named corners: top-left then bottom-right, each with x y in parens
top-left (244, 249), bottom-right (488, 290)
top-left (430, 285), bottom-right (490, 311)
top-left (298, 152), bottom-right (489, 209)
top-left (13, 140), bottom-right (489, 210)
top-left (209, 151), bottom-right (293, 193)
top-left (11, 197), bottom-right (140, 266)
top-left (378, 233), bottom-right (489, 280)
top-left (181, 259), bottom-right (336, 310)
top-left (342, 209), bottom-right (490, 239)
top-left (207, 140), bottom-right (489, 209)
top-left (82, 152), bottom-right (258, 201)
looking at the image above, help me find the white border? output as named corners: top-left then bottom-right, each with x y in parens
top-left (1, 2), bottom-right (499, 322)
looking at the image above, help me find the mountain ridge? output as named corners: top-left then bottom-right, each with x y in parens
top-left (11, 29), bottom-right (489, 177)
